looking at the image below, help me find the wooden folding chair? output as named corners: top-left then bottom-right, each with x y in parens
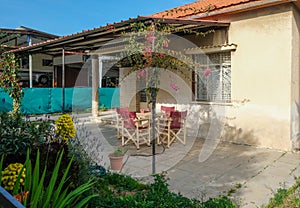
top-left (160, 105), bottom-right (175, 118)
top-left (119, 110), bottom-right (151, 149)
top-left (116, 107), bottom-right (129, 139)
top-left (156, 110), bottom-right (188, 148)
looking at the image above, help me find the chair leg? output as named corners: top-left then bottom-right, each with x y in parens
top-left (136, 130), bottom-right (140, 149)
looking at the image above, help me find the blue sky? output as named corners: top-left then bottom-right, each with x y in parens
top-left (1, 0), bottom-right (195, 36)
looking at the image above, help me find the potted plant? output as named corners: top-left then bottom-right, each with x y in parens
top-left (108, 148), bottom-right (127, 171)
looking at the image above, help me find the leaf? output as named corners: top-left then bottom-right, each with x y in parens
top-left (0, 154), bottom-right (4, 186)
top-left (51, 154), bottom-right (74, 205)
top-left (57, 180), bottom-right (96, 208)
top-left (42, 150), bottom-right (65, 207)
top-left (12, 163), bottom-right (26, 195)
top-left (73, 194), bottom-right (98, 208)
top-left (30, 166), bottom-right (46, 208)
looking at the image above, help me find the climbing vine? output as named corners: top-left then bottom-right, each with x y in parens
top-left (0, 52), bottom-right (23, 114)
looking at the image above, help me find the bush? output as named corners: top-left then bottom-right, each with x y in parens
top-left (0, 150), bottom-right (97, 207)
top-left (0, 112), bottom-right (53, 163)
top-left (91, 172), bottom-right (236, 208)
top-left (1, 163), bottom-right (25, 191)
top-left (55, 114), bottom-right (76, 141)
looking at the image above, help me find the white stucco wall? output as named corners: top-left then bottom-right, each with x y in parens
top-left (222, 5), bottom-right (294, 150)
top-left (291, 5), bottom-right (300, 149)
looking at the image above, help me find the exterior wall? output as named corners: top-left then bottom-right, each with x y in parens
top-left (291, 5), bottom-right (300, 149)
top-left (119, 68), bottom-right (138, 111)
top-left (222, 5), bottom-right (293, 150)
top-left (32, 53), bottom-right (53, 71)
top-left (119, 67), bottom-right (192, 111)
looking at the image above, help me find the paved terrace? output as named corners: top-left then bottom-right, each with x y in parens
top-left (69, 113), bottom-right (300, 208)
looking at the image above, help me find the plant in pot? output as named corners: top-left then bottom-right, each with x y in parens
top-left (108, 148), bottom-right (127, 171)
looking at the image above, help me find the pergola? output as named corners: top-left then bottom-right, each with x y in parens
top-left (10, 16), bottom-right (230, 116)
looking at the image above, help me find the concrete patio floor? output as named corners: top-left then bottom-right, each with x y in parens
top-left (74, 113), bottom-right (300, 208)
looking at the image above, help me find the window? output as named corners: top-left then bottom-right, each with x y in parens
top-left (194, 52), bottom-right (231, 102)
top-left (42, 59), bottom-right (53, 66)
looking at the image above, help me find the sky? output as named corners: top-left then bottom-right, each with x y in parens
top-left (1, 0), bottom-right (196, 36)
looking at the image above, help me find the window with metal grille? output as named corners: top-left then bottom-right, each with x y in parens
top-left (194, 52), bottom-right (231, 102)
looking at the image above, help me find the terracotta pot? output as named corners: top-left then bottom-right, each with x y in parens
top-left (108, 154), bottom-right (124, 170)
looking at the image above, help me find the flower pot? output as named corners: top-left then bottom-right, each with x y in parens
top-left (108, 154), bottom-right (124, 171)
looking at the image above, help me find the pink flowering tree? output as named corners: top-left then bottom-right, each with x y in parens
top-left (122, 22), bottom-right (194, 102)
top-left (121, 21), bottom-right (197, 173)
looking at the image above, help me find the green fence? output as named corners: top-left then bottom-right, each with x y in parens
top-left (0, 88), bottom-right (120, 114)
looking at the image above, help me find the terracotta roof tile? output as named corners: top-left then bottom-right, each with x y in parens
top-left (150, 0), bottom-right (265, 18)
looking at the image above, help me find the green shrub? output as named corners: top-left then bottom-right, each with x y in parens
top-left (0, 150), bottom-right (97, 207)
top-left (0, 112), bottom-right (53, 160)
top-left (202, 195), bottom-right (236, 208)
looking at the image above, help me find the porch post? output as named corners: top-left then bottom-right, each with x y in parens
top-left (92, 54), bottom-right (99, 117)
top-left (98, 56), bottom-right (103, 88)
top-left (62, 48), bottom-right (65, 113)
top-left (29, 54), bottom-right (33, 88)
top-left (28, 35), bottom-right (33, 88)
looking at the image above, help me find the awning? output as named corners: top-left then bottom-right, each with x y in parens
top-left (185, 43), bottom-right (237, 54)
top-left (9, 16), bottom-right (230, 55)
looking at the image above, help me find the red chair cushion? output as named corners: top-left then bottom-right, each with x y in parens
top-left (170, 111), bottom-right (187, 129)
top-left (161, 106), bottom-right (175, 118)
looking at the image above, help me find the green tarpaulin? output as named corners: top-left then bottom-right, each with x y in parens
top-left (0, 88), bottom-right (120, 114)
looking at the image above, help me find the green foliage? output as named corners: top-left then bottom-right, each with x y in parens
top-left (0, 112), bottom-right (53, 158)
top-left (263, 178), bottom-right (300, 208)
top-left (91, 172), bottom-right (236, 208)
top-left (111, 148), bottom-right (127, 157)
top-left (67, 135), bottom-right (95, 187)
top-left (100, 104), bottom-right (107, 111)
top-left (0, 150), bottom-right (97, 207)
top-left (202, 196), bottom-right (236, 208)
top-left (55, 114), bottom-right (76, 141)
top-left (0, 52), bottom-right (23, 114)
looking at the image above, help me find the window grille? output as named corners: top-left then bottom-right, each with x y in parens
top-left (194, 52), bottom-right (231, 102)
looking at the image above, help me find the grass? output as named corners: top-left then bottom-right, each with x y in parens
top-left (263, 177), bottom-right (300, 208)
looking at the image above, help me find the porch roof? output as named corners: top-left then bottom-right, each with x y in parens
top-left (9, 16), bottom-right (229, 55)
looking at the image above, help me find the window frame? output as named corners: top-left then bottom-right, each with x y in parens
top-left (193, 52), bottom-right (231, 102)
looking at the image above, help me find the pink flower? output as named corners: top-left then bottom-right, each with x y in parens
top-left (169, 81), bottom-right (179, 91)
top-left (163, 41), bottom-right (169, 48)
top-left (138, 70), bottom-right (145, 78)
top-left (204, 68), bottom-right (211, 77)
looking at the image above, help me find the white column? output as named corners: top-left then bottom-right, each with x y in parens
top-left (62, 48), bottom-right (65, 113)
top-left (29, 54), bottom-right (33, 88)
top-left (28, 35), bottom-right (33, 88)
top-left (92, 54), bottom-right (99, 117)
top-left (98, 57), bottom-right (103, 88)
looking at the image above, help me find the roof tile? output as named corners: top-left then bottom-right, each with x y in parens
top-left (150, 0), bottom-right (262, 18)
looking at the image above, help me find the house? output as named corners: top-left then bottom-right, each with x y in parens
top-left (143, 0), bottom-right (300, 151)
top-left (9, 0), bottom-right (300, 151)
top-left (0, 26), bottom-right (58, 87)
